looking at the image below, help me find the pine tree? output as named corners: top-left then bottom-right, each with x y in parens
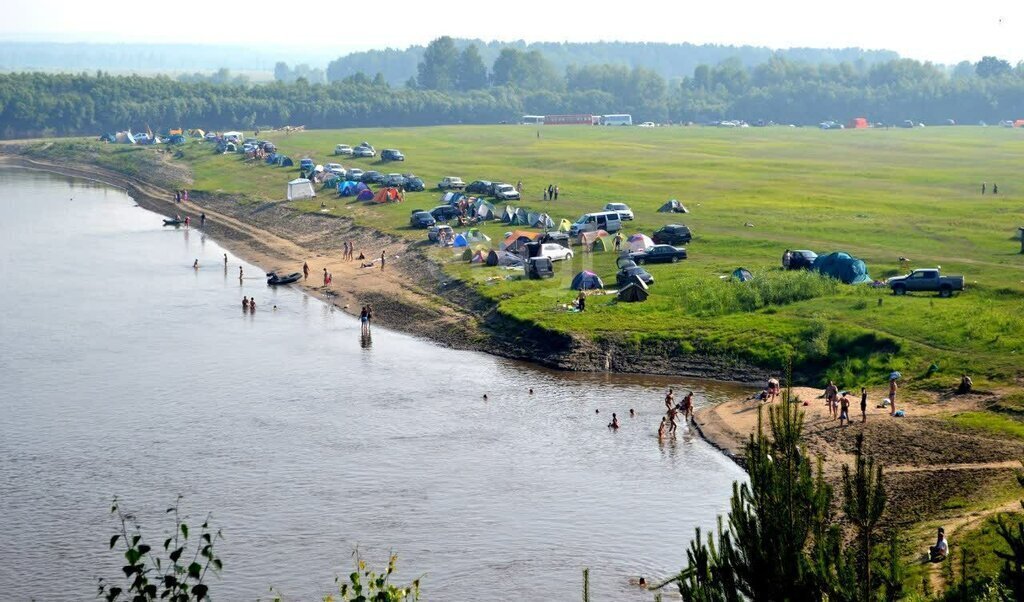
top-left (996, 464), bottom-right (1024, 598)
top-left (841, 433), bottom-right (887, 601)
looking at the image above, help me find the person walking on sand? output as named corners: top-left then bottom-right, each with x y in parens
top-left (889, 376), bottom-right (899, 416)
top-left (839, 392), bottom-right (850, 426)
top-left (380, 250), bottom-right (386, 271)
top-left (323, 267), bottom-right (328, 286)
top-left (825, 380), bottom-right (838, 411)
top-left (175, 191), bottom-right (181, 203)
top-left (860, 387), bottom-right (868, 423)
top-left (303, 261), bottom-right (310, 281)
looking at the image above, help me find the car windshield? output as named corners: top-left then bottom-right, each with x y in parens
top-left (608, 204), bottom-right (626, 210)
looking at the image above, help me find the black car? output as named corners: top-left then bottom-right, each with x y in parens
top-left (465, 180), bottom-right (493, 195)
top-left (616, 265), bottom-right (654, 287)
top-left (430, 205), bottom-right (461, 221)
top-left (652, 224), bottom-right (693, 245)
top-left (403, 177), bottom-right (425, 192)
top-left (409, 211), bottom-right (436, 228)
top-left (629, 244), bottom-right (687, 264)
top-left (381, 149), bottom-right (405, 161)
top-left (783, 249), bottom-right (818, 270)
top-left (361, 170), bottom-right (384, 184)
top-left (383, 173), bottom-right (406, 187)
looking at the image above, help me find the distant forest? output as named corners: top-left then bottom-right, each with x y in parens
top-left (324, 39), bottom-right (899, 85)
top-left (2, 38), bottom-right (1023, 138)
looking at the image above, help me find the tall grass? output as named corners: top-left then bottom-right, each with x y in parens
top-left (673, 269), bottom-right (840, 316)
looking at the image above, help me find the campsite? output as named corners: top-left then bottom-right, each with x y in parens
top-left (14, 124), bottom-right (1024, 388)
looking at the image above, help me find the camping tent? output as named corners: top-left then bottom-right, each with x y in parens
top-left (286, 178), bottom-right (315, 201)
top-left (356, 188), bottom-right (374, 201)
top-left (731, 268), bottom-right (753, 282)
top-left (571, 271), bottom-right (604, 290)
top-left (579, 229), bottom-right (609, 250)
top-left (557, 218), bottom-right (572, 232)
top-left (627, 233), bottom-right (654, 252)
top-left (169, 134), bottom-right (187, 145)
top-left (470, 250), bottom-right (487, 263)
top-left (222, 131), bottom-right (243, 141)
top-left (372, 187), bottom-right (402, 203)
top-left (527, 211), bottom-right (540, 226)
top-left (279, 156), bottom-right (294, 167)
top-left (501, 206), bottom-right (516, 223)
top-left (115, 131), bottom-right (136, 144)
top-left (532, 213), bottom-right (555, 229)
top-left (486, 250), bottom-right (524, 267)
top-left (812, 251), bottom-right (871, 284)
top-left (658, 199), bottom-right (688, 213)
top-left (848, 117), bottom-right (868, 129)
top-left (591, 236), bottom-right (612, 252)
top-left (510, 208), bottom-right (530, 225)
top-left (338, 181), bottom-right (369, 196)
top-left (322, 174), bottom-right (341, 188)
top-left (466, 228), bottom-right (491, 243)
top-left (618, 280), bottom-right (650, 302)
top-left (452, 234), bottom-right (469, 247)
top-left (476, 202), bottom-right (496, 220)
top-left (99, 133), bottom-right (116, 142)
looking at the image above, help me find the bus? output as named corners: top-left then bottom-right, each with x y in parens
top-left (543, 114), bottom-right (594, 125)
top-left (521, 115), bottom-right (545, 125)
top-left (600, 114), bottom-right (633, 126)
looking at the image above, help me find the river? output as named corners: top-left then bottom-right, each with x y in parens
top-left (0, 166), bottom-right (747, 601)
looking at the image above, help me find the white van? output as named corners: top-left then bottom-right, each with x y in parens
top-left (569, 211), bottom-right (623, 236)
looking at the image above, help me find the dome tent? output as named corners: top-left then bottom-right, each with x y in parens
top-left (731, 268), bottom-right (753, 282)
top-left (812, 251), bottom-right (871, 284)
top-left (658, 199), bottom-right (688, 213)
top-left (571, 271), bottom-right (604, 290)
top-left (452, 234), bottom-right (469, 247)
top-left (627, 233), bottom-right (654, 252)
top-left (618, 278), bottom-right (649, 302)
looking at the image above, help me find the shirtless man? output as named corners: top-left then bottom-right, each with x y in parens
top-left (665, 388), bottom-right (675, 411)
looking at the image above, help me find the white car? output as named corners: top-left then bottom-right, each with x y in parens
top-left (326, 163), bottom-right (343, 171)
top-left (638, 121), bottom-right (656, 128)
top-left (540, 243), bottom-right (574, 262)
top-left (334, 144), bottom-right (353, 155)
top-left (604, 202), bottom-right (634, 220)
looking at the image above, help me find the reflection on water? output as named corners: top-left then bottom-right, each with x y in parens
top-left (0, 167), bottom-right (747, 601)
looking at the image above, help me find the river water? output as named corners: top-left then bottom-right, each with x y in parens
top-left (0, 166), bottom-right (747, 601)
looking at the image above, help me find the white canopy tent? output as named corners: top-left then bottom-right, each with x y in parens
top-left (286, 178), bottom-right (316, 201)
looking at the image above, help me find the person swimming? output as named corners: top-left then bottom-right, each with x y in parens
top-left (193, 259), bottom-right (199, 269)
top-left (609, 413), bottom-right (619, 429)
top-left (249, 298), bottom-right (256, 311)
top-left (629, 408), bottom-right (635, 417)
top-left (658, 417), bottom-right (667, 439)
top-left (529, 388), bottom-right (534, 395)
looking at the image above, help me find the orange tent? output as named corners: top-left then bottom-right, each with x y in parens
top-left (372, 187), bottom-right (403, 203)
top-left (1014, 119), bottom-right (1024, 128)
top-left (848, 117), bottom-right (868, 129)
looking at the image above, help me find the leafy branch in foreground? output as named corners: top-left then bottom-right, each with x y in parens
top-left (270, 548), bottom-right (421, 602)
top-left (97, 496), bottom-right (223, 602)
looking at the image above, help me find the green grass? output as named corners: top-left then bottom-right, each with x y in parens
top-left (19, 125), bottom-right (1024, 385)
top-left (949, 412), bottom-right (1024, 440)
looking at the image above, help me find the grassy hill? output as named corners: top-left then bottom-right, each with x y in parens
top-left (23, 125), bottom-right (1024, 386)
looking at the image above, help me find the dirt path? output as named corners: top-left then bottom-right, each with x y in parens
top-left (923, 497), bottom-right (1022, 594)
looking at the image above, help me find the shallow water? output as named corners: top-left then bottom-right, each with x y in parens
top-left (0, 166), bottom-right (747, 601)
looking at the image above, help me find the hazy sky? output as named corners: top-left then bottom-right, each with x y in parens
top-left (3, 0), bottom-right (1023, 64)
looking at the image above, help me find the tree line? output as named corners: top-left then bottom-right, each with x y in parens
top-left (3, 50), bottom-right (1024, 138)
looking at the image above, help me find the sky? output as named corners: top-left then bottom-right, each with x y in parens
top-left (2, 0), bottom-right (1023, 64)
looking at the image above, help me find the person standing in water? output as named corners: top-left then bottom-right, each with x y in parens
top-left (609, 413), bottom-right (619, 429)
top-left (239, 266), bottom-right (244, 281)
top-left (665, 388), bottom-right (675, 411)
top-left (242, 296), bottom-right (249, 310)
top-left (223, 253), bottom-right (228, 267)
top-left (657, 417), bottom-right (667, 439)
top-left (249, 298), bottom-right (256, 311)
top-left (360, 306), bottom-right (369, 333)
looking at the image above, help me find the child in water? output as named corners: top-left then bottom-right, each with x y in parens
top-left (608, 413), bottom-right (619, 429)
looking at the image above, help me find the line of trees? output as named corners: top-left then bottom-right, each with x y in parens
top-left (4, 49), bottom-right (1024, 138)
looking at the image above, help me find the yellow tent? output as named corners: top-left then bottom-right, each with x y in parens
top-left (557, 219), bottom-right (572, 232)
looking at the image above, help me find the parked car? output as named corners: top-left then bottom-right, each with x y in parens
top-left (638, 121), bottom-right (656, 128)
top-left (381, 149), bottom-right (405, 161)
top-left (345, 168), bottom-right (364, 181)
top-left (569, 211), bottom-right (623, 236)
top-left (403, 176), bottom-right (425, 192)
top-left (409, 211), bottom-right (436, 228)
top-left (465, 180), bottom-right (493, 195)
top-left (384, 173), bottom-right (406, 187)
top-left (616, 264), bottom-right (654, 287)
top-left (361, 171), bottom-right (384, 184)
top-left (887, 268), bottom-right (965, 297)
top-left (299, 158), bottom-right (314, 171)
top-left (204, 132), bottom-right (218, 141)
top-left (438, 176), bottom-right (466, 190)
top-left (334, 144), bottom-right (353, 156)
top-left (629, 244), bottom-right (687, 264)
top-left (353, 145), bottom-right (376, 158)
top-left (428, 224), bottom-right (455, 242)
top-left (652, 224), bottom-right (693, 245)
top-left (604, 202), bottom-right (634, 221)
top-left (493, 183), bottom-right (520, 200)
top-left (783, 249), bottom-right (817, 270)
top-left (430, 205), bottom-right (461, 221)
top-left (539, 243), bottom-right (574, 262)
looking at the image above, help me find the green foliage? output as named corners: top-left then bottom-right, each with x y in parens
top-left (995, 467), bottom-right (1024, 599)
top-left (307, 550), bottom-right (420, 602)
top-left (416, 37), bottom-right (459, 91)
top-left (841, 433), bottom-right (887, 601)
top-left (97, 496), bottom-right (222, 602)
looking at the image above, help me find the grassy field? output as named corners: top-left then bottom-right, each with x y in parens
top-left (20, 125), bottom-right (1024, 386)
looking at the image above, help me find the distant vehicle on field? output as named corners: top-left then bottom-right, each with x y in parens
top-left (361, 171), bottom-right (384, 184)
top-left (887, 268), bottom-right (964, 297)
top-left (638, 121), bottom-right (656, 128)
top-left (345, 168), bottom-right (364, 181)
top-left (569, 211), bottom-right (622, 236)
top-left (539, 243), bottom-right (573, 262)
top-left (629, 244), bottom-right (687, 264)
top-left (384, 173), bottom-right (406, 187)
top-left (600, 114), bottom-right (633, 126)
top-left (652, 224), bottom-right (692, 245)
top-left (616, 263), bottom-right (654, 287)
top-left (782, 249), bottom-right (818, 270)
top-left (438, 176), bottom-right (466, 190)
top-left (403, 176), bottom-right (425, 192)
top-left (410, 211), bottom-right (436, 228)
top-left (353, 143), bottom-right (375, 157)
top-left (465, 180), bottom-right (494, 195)
top-left (430, 205), bottom-right (461, 221)
top-left (492, 183), bottom-right (520, 201)
top-left (334, 144), bottom-right (353, 156)
top-left (381, 149), bottom-right (405, 161)
top-left (428, 224), bottom-right (454, 242)
top-left (604, 202), bottom-right (634, 221)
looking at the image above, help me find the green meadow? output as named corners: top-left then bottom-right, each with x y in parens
top-left (24, 125), bottom-right (1024, 385)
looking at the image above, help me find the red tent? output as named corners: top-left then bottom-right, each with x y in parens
top-left (372, 187), bottom-right (403, 204)
top-left (848, 117), bottom-right (868, 129)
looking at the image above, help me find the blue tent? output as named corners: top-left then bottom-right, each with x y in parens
top-left (356, 188), bottom-right (374, 201)
top-left (731, 268), bottom-right (753, 282)
top-left (812, 252), bottom-right (871, 284)
top-left (99, 133), bottom-right (116, 142)
top-left (338, 181), bottom-right (369, 197)
top-left (571, 271), bottom-right (604, 290)
top-left (169, 134), bottom-right (187, 145)
top-left (279, 156), bottom-right (294, 167)
top-left (453, 234), bottom-right (469, 247)
top-left (266, 153), bottom-right (279, 164)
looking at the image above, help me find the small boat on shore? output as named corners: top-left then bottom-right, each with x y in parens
top-left (163, 218), bottom-right (184, 226)
top-left (267, 271), bottom-right (302, 285)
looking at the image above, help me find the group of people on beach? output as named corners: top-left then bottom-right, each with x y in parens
top-left (173, 190), bottom-right (190, 203)
top-left (822, 374), bottom-right (899, 426)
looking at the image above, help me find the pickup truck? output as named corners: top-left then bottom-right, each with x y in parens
top-left (438, 176), bottom-right (465, 190)
top-left (887, 268), bottom-right (965, 297)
